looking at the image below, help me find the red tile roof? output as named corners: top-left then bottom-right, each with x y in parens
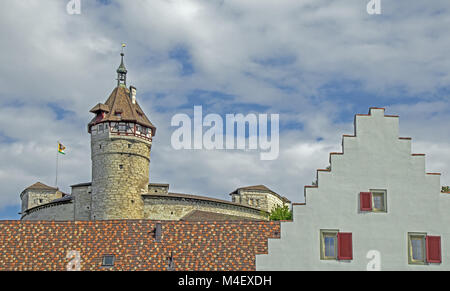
top-left (0, 220), bottom-right (280, 271)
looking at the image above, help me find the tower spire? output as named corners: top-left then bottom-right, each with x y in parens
top-left (116, 44), bottom-right (127, 87)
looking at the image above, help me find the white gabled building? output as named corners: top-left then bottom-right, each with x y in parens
top-left (257, 107), bottom-right (450, 270)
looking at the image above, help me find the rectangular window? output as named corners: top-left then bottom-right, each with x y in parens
top-left (371, 190), bottom-right (387, 212)
top-left (155, 223), bottom-right (162, 243)
top-left (408, 233), bottom-right (426, 265)
top-left (408, 233), bottom-right (442, 264)
top-left (320, 230), bottom-right (338, 260)
top-left (360, 190), bottom-right (387, 212)
top-left (119, 123), bottom-right (126, 132)
top-left (126, 123), bottom-right (133, 133)
top-left (102, 255), bottom-right (115, 267)
top-left (321, 230), bottom-right (353, 261)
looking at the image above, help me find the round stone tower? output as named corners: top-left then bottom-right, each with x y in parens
top-left (87, 50), bottom-right (156, 220)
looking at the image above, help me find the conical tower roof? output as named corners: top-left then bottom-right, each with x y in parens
top-left (88, 86), bottom-right (156, 135)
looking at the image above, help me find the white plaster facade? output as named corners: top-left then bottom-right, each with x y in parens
top-left (256, 108), bottom-right (450, 270)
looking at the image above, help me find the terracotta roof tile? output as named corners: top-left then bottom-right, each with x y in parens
top-left (0, 220), bottom-right (280, 271)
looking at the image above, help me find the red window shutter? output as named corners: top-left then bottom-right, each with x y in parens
top-left (426, 236), bottom-right (441, 263)
top-left (360, 192), bottom-right (372, 211)
top-left (338, 232), bottom-right (353, 260)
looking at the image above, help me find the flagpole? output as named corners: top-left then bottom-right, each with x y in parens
top-left (55, 142), bottom-right (59, 188)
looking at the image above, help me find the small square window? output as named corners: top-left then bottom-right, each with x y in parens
top-left (102, 255), bottom-right (115, 267)
top-left (320, 230), bottom-right (338, 260)
top-left (370, 189), bottom-right (387, 212)
top-left (119, 165), bottom-right (123, 170)
top-left (408, 233), bottom-right (426, 265)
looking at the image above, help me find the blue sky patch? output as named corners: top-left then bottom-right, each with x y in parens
top-left (169, 46), bottom-right (195, 76)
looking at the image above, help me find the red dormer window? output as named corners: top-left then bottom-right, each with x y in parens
top-left (95, 112), bottom-right (105, 123)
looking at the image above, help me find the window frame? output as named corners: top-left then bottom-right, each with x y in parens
top-left (408, 232), bottom-right (427, 265)
top-left (320, 229), bottom-right (339, 260)
top-left (101, 255), bottom-right (115, 267)
top-left (370, 189), bottom-right (387, 212)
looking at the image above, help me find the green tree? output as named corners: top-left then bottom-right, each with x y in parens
top-left (269, 205), bottom-right (293, 221)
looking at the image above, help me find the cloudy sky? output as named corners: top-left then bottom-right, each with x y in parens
top-left (0, 0), bottom-right (449, 219)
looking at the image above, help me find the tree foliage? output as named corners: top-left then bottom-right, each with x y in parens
top-left (269, 205), bottom-right (293, 221)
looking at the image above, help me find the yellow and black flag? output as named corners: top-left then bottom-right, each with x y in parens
top-left (58, 142), bottom-right (66, 155)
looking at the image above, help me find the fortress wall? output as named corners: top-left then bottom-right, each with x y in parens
top-left (237, 190), bottom-right (288, 212)
top-left (22, 190), bottom-right (63, 212)
top-left (72, 185), bottom-right (91, 221)
top-left (21, 202), bottom-right (74, 221)
top-left (143, 196), bottom-right (267, 220)
top-left (91, 134), bottom-right (150, 220)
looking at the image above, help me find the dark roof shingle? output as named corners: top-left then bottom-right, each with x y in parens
top-left (88, 86), bottom-right (156, 135)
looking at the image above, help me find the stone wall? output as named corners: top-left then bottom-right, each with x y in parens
top-left (148, 184), bottom-right (169, 195)
top-left (91, 131), bottom-right (151, 220)
top-left (21, 189), bottom-right (63, 213)
top-left (72, 185), bottom-right (92, 221)
top-left (236, 190), bottom-right (287, 213)
top-left (21, 202), bottom-right (74, 221)
top-left (143, 195), bottom-right (267, 220)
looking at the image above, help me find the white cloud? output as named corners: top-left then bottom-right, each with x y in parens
top-left (0, 0), bottom-right (449, 218)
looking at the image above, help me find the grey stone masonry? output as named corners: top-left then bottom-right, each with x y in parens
top-left (71, 184), bottom-right (92, 221)
top-left (91, 129), bottom-right (151, 220)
